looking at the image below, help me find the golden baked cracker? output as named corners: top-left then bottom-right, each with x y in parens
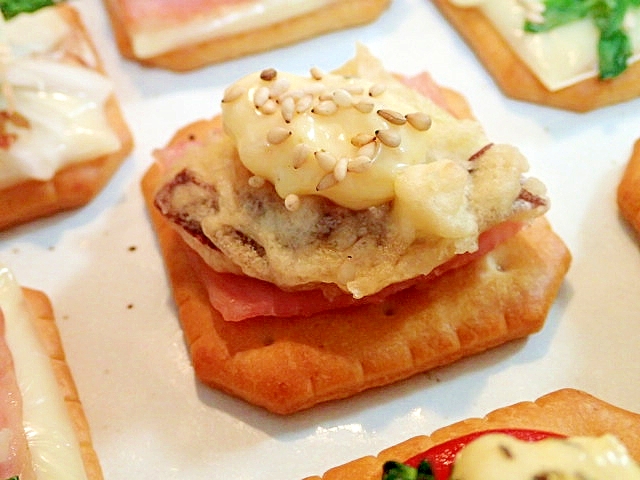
top-left (142, 153), bottom-right (570, 414)
top-left (0, 4), bottom-right (134, 231)
top-left (22, 288), bottom-right (104, 480)
top-left (103, 0), bottom-right (391, 71)
top-left (304, 389), bottom-right (640, 480)
top-left (618, 138), bottom-right (640, 236)
top-left (431, 0), bottom-right (640, 112)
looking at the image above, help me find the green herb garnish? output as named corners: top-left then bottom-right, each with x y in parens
top-left (524, 0), bottom-right (640, 79)
top-left (382, 460), bottom-right (435, 480)
top-left (0, 0), bottom-right (58, 20)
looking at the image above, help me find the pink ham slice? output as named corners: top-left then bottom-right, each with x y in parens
top-left (0, 310), bottom-right (34, 480)
top-left (191, 221), bottom-right (524, 321)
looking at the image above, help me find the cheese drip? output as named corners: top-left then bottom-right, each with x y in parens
top-left (449, 0), bottom-right (640, 91)
top-left (451, 433), bottom-right (640, 480)
top-left (0, 6), bottom-right (121, 189)
top-left (0, 264), bottom-right (87, 480)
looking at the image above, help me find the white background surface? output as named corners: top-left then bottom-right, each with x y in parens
top-left (1, 0), bottom-right (640, 478)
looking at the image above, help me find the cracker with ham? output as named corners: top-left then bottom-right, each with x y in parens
top-left (0, 271), bottom-right (103, 479)
top-left (618, 138), bottom-right (640, 237)
top-left (141, 47), bottom-right (570, 414)
top-left (103, 0), bottom-right (391, 71)
top-left (0, 4), bottom-right (133, 231)
top-left (431, 0), bottom-right (640, 112)
top-left (304, 389), bottom-right (640, 480)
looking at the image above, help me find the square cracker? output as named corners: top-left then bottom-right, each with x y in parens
top-left (0, 4), bottom-right (133, 231)
top-left (431, 0), bottom-right (640, 112)
top-left (141, 156), bottom-right (571, 414)
top-left (618, 138), bottom-right (640, 236)
top-left (304, 388), bottom-right (640, 480)
top-left (103, 0), bottom-right (390, 72)
top-left (21, 288), bottom-right (104, 480)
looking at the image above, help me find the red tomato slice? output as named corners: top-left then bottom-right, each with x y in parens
top-left (403, 429), bottom-right (565, 480)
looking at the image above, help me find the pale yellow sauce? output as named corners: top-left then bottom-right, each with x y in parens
top-left (451, 433), bottom-right (640, 480)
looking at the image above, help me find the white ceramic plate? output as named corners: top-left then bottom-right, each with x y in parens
top-left (1, 0), bottom-right (640, 479)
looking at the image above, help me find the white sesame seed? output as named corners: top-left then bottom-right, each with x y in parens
top-left (405, 112), bottom-right (432, 131)
top-left (222, 84), bottom-right (245, 103)
top-left (310, 66), bottom-right (324, 80)
top-left (315, 150), bottom-right (338, 171)
top-left (332, 89), bottom-right (353, 107)
top-left (292, 143), bottom-right (311, 168)
top-left (269, 78), bottom-right (291, 98)
top-left (318, 92), bottom-right (333, 101)
top-left (316, 173), bottom-right (338, 191)
top-left (353, 101), bottom-right (374, 113)
top-left (248, 175), bottom-right (266, 188)
top-left (347, 155), bottom-right (374, 173)
top-left (351, 133), bottom-right (376, 147)
top-left (334, 157), bottom-right (348, 181)
top-left (284, 193), bottom-right (300, 211)
top-left (281, 96), bottom-right (295, 123)
top-left (267, 127), bottom-right (291, 144)
top-left (369, 83), bottom-right (387, 97)
top-left (312, 100), bottom-right (338, 115)
top-left (377, 109), bottom-right (407, 125)
top-left (260, 99), bottom-right (278, 114)
top-left (357, 141), bottom-right (377, 159)
top-left (295, 94), bottom-right (314, 113)
top-left (376, 129), bottom-right (401, 147)
top-left (253, 86), bottom-right (270, 107)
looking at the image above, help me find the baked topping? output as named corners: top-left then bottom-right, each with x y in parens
top-left (0, 6), bottom-right (121, 189)
top-left (448, 0), bottom-right (640, 90)
top-left (156, 47), bottom-right (548, 298)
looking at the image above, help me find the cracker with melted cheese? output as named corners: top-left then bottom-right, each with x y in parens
top-left (103, 0), bottom-right (391, 71)
top-left (432, 0), bottom-right (640, 111)
top-left (304, 389), bottom-right (640, 480)
top-left (0, 4), bottom-right (133, 230)
top-left (0, 265), bottom-right (103, 479)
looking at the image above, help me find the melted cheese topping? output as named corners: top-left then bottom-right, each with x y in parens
top-left (130, 0), bottom-right (336, 58)
top-left (451, 433), bottom-right (640, 480)
top-left (0, 7), bottom-right (121, 189)
top-left (0, 264), bottom-right (87, 480)
top-left (449, 0), bottom-right (640, 91)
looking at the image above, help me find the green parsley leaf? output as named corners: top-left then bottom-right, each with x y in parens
top-left (382, 461), bottom-right (435, 480)
top-left (523, 0), bottom-right (640, 79)
top-left (0, 0), bottom-right (57, 20)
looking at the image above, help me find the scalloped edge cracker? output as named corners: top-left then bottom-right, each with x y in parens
top-left (141, 115), bottom-right (570, 414)
top-left (618, 138), bottom-right (640, 236)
